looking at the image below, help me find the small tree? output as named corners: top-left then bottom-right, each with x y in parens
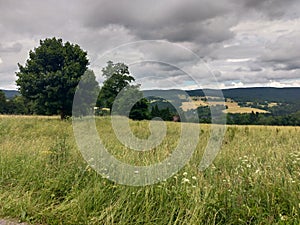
top-left (129, 98), bottom-right (150, 120)
top-left (98, 61), bottom-right (150, 120)
top-left (97, 61), bottom-right (135, 109)
top-left (16, 37), bottom-right (89, 119)
top-left (151, 105), bottom-right (160, 118)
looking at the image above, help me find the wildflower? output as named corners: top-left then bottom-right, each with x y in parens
top-left (183, 172), bottom-right (188, 176)
top-left (134, 170), bottom-right (139, 174)
top-left (181, 178), bottom-right (190, 184)
top-left (192, 176), bottom-right (197, 180)
top-left (280, 214), bottom-right (288, 221)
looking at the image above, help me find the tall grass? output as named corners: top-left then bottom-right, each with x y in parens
top-left (0, 116), bottom-right (299, 224)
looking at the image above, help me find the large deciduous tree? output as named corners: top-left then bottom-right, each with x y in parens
top-left (16, 37), bottom-right (89, 119)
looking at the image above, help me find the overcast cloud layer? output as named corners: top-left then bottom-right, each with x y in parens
top-left (0, 0), bottom-right (300, 90)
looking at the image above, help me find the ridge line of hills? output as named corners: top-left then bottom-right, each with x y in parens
top-left (2, 87), bottom-right (300, 103)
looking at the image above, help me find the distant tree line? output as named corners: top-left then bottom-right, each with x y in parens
top-left (192, 106), bottom-right (300, 126)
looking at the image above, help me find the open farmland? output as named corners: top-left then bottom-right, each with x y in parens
top-left (181, 97), bottom-right (269, 114)
top-left (0, 116), bottom-right (300, 224)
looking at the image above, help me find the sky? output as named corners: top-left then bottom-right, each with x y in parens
top-left (0, 0), bottom-right (300, 90)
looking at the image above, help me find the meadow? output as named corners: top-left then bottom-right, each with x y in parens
top-left (0, 115), bottom-right (300, 224)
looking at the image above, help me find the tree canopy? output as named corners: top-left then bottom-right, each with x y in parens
top-left (97, 61), bottom-right (150, 120)
top-left (16, 37), bottom-right (89, 119)
top-left (97, 61), bottom-right (135, 109)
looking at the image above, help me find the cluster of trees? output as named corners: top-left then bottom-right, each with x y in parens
top-left (193, 105), bottom-right (300, 126)
top-left (227, 111), bottom-right (300, 126)
top-left (1, 37), bottom-right (153, 120)
top-left (150, 104), bottom-right (174, 121)
top-left (0, 91), bottom-right (31, 114)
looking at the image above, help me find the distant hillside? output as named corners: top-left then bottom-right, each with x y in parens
top-left (1, 90), bottom-right (19, 99)
top-left (2, 87), bottom-right (300, 103)
top-left (186, 87), bottom-right (300, 103)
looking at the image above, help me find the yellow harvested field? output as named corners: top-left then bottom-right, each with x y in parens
top-left (268, 102), bottom-right (278, 107)
top-left (181, 100), bottom-right (208, 110)
top-left (224, 107), bottom-right (269, 114)
top-left (181, 97), bottom-right (269, 114)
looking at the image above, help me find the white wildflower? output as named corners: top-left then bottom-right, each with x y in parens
top-left (181, 178), bottom-right (190, 184)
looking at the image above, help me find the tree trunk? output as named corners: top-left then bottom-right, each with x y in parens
top-left (60, 110), bottom-right (66, 120)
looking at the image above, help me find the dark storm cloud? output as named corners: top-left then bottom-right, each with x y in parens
top-left (0, 0), bottom-right (300, 89)
top-left (83, 0), bottom-right (236, 44)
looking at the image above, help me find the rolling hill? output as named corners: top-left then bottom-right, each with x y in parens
top-left (1, 89), bottom-right (19, 99)
top-left (2, 87), bottom-right (300, 103)
top-left (186, 87), bottom-right (300, 103)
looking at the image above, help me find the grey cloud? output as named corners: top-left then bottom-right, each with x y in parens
top-left (83, 0), bottom-right (236, 46)
top-left (238, 0), bottom-right (299, 18)
top-left (260, 31), bottom-right (300, 71)
top-left (235, 65), bottom-right (262, 72)
top-left (0, 43), bottom-right (22, 53)
top-left (84, 0), bottom-right (231, 29)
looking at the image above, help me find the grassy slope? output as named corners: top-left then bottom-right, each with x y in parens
top-left (0, 116), bottom-right (300, 224)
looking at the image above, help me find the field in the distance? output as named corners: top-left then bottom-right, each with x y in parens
top-left (181, 97), bottom-right (269, 114)
top-left (0, 116), bottom-right (300, 224)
